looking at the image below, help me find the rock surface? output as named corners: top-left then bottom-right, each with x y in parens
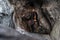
top-left (0, 26), bottom-right (39, 40)
top-left (51, 20), bottom-right (60, 40)
top-left (0, 0), bottom-right (60, 40)
top-left (0, 0), bottom-right (14, 28)
top-left (0, 0), bottom-right (51, 40)
top-left (0, 25), bottom-right (52, 40)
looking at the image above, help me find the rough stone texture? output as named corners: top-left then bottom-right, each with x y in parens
top-left (0, 0), bottom-right (60, 40)
top-left (50, 20), bottom-right (60, 40)
top-left (0, 0), bottom-right (14, 15)
top-left (43, 0), bottom-right (60, 40)
top-left (0, 0), bottom-right (14, 28)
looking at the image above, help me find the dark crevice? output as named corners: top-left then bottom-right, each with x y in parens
top-left (22, 12), bottom-right (39, 32)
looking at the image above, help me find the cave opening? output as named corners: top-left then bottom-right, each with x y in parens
top-left (8, 0), bottom-right (54, 34)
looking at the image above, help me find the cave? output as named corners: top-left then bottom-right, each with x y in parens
top-left (8, 0), bottom-right (56, 34)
